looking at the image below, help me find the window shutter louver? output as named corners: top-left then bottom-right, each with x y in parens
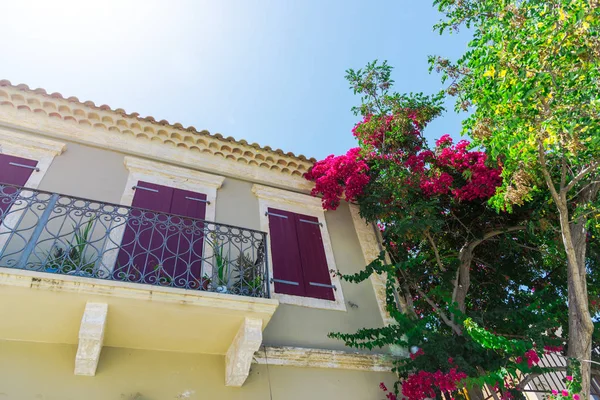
top-left (267, 207), bottom-right (306, 296)
top-left (168, 188), bottom-right (207, 286)
top-left (295, 214), bottom-right (335, 300)
top-left (0, 154), bottom-right (39, 217)
top-left (117, 182), bottom-right (209, 289)
top-left (117, 182), bottom-right (174, 283)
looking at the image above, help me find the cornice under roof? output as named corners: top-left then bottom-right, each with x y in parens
top-left (0, 80), bottom-right (316, 179)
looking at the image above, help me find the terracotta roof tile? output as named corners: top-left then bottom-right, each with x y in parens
top-left (0, 80), bottom-right (317, 164)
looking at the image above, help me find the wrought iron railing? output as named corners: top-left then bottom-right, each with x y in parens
top-left (0, 183), bottom-right (270, 298)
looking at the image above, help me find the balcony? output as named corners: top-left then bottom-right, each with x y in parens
top-left (0, 183), bottom-right (278, 384)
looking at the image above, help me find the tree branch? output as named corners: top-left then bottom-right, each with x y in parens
top-left (568, 179), bottom-right (600, 202)
top-left (511, 243), bottom-right (541, 252)
top-left (537, 140), bottom-right (563, 208)
top-left (479, 226), bottom-right (526, 243)
top-left (413, 284), bottom-right (463, 335)
top-left (561, 158), bottom-right (567, 190)
top-left (425, 231), bottom-right (446, 272)
top-left (564, 161), bottom-right (600, 194)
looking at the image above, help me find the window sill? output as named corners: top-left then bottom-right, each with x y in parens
top-left (273, 292), bottom-right (347, 312)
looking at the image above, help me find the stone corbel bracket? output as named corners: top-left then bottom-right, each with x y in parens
top-left (225, 317), bottom-right (263, 387)
top-left (74, 302), bottom-right (108, 376)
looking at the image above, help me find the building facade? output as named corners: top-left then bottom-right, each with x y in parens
top-left (0, 80), bottom-right (396, 399)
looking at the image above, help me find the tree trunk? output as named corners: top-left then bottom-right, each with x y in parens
top-left (537, 148), bottom-right (598, 397)
top-left (454, 244), bottom-right (473, 314)
top-left (560, 182), bottom-right (599, 398)
top-left (467, 383), bottom-right (486, 400)
top-left (565, 215), bottom-right (594, 398)
top-left (453, 227), bottom-right (525, 315)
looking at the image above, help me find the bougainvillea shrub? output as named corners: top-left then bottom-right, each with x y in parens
top-left (305, 61), bottom-right (575, 400)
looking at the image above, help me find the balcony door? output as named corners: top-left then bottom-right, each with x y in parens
top-left (0, 154), bottom-right (39, 217)
top-left (115, 181), bottom-right (208, 289)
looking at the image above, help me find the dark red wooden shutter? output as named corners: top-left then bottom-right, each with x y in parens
top-left (167, 188), bottom-right (207, 288)
top-left (0, 154), bottom-right (38, 217)
top-left (116, 181), bottom-right (173, 284)
top-left (130, 182), bottom-right (173, 212)
top-left (267, 207), bottom-right (306, 296)
top-left (0, 154), bottom-right (38, 186)
top-left (295, 214), bottom-right (335, 300)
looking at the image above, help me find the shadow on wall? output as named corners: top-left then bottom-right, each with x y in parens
top-left (122, 394), bottom-right (150, 400)
top-left (121, 392), bottom-right (196, 399)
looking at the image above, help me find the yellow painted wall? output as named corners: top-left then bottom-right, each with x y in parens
top-left (33, 142), bottom-right (385, 352)
top-left (0, 340), bottom-right (396, 400)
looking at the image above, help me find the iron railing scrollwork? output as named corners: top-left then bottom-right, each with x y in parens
top-left (0, 183), bottom-right (270, 298)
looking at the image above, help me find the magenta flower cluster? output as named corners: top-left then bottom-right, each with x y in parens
top-left (304, 147), bottom-right (370, 210)
top-left (421, 135), bottom-right (502, 201)
top-left (516, 349), bottom-right (541, 368)
top-left (305, 114), bottom-right (502, 211)
top-left (400, 368), bottom-right (467, 400)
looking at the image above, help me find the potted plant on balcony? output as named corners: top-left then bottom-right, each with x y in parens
top-left (232, 252), bottom-right (263, 297)
top-left (44, 219), bottom-right (96, 277)
top-left (200, 274), bottom-right (211, 291)
top-left (152, 264), bottom-right (173, 287)
top-left (214, 242), bottom-right (230, 294)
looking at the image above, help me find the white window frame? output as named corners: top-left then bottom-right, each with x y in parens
top-left (100, 156), bottom-right (225, 276)
top-left (252, 184), bottom-right (346, 311)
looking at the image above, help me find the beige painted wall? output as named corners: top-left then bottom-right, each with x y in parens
top-left (38, 141), bottom-right (128, 204)
top-left (215, 178), bottom-right (261, 230)
top-left (0, 340), bottom-right (395, 400)
top-left (29, 141), bottom-right (385, 352)
top-left (214, 179), bottom-right (385, 350)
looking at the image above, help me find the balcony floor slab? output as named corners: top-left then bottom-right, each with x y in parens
top-left (0, 268), bottom-right (279, 355)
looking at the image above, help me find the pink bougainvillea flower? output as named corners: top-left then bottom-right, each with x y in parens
top-left (562, 390), bottom-right (569, 397)
top-left (573, 394), bottom-right (580, 400)
top-left (304, 147), bottom-right (370, 210)
top-left (306, 113), bottom-right (503, 212)
top-left (544, 345), bottom-right (564, 354)
top-left (401, 368), bottom-right (467, 400)
top-left (435, 134), bottom-right (453, 147)
top-left (410, 348), bottom-right (425, 360)
top-left (524, 349), bottom-right (540, 368)
top-left (552, 390), bottom-right (558, 395)
top-left (565, 376), bottom-right (573, 381)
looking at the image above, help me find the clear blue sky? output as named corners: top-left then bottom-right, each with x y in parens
top-left (0, 0), bottom-right (470, 160)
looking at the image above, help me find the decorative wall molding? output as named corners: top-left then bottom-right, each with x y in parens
top-left (0, 82), bottom-right (315, 191)
top-left (253, 346), bottom-right (395, 372)
top-left (74, 302), bottom-right (108, 376)
top-left (252, 183), bottom-right (323, 211)
top-left (252, 184), bottom-right (346, 312)
top-left (348, 204), bottom-right (394, 326)
top-left (124, 156), bottom-right (226, 190)
top-left (225, 317), bottom-right (263, 387)
top-left (121, 155), bottom-right (225, 221)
